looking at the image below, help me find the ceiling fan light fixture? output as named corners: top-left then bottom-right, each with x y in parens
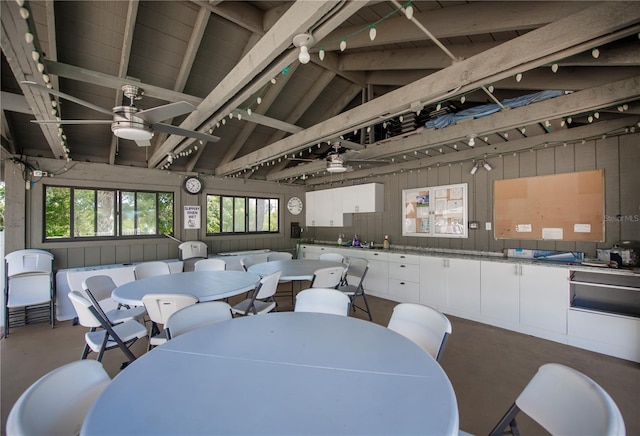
top-left (327, 161), bottom-right (347, 173)
top-left (112, 126), bottom-right (153, 141)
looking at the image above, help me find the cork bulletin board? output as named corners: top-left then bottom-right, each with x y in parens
top-left (494, 169), bottom-right (604, 242)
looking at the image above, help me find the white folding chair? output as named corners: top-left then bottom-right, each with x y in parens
top-left (318, 253), bottom-right (345, 263)
top-left (67, 291), bottom-right (148, 365)
top-left (336, 257), bottom-right (372, 320)
top-left (231, 271), bottom-right (281, 316)
top-left (239, 257), bottom-right (255, 272)
top-left (4, 249), bottom-right (55, 337)
top-left (193, 258), bottom-right (226, 271)
top-left (294, 288), bottom-right (351, 316)
top-left (310, 266), bottom-right (344, 289)
top-left (82, 275), bottom-right (146, 325)
top-left (268, 252), bottom-right (294, 304)
top-left (387, 303), bottom-right (452, 362)
top-left (133, 261), bottom-right (171, 280)
top-left (178, 241), bottom-right (208, 260)
top-left (165, 301), bottom-right (232, 339)
top-left (142, 293), bottom-right (198, 348)
top-left (6, 360), bottom-right (111, 436)
top-left (489, 363), bottom-right (626, 436)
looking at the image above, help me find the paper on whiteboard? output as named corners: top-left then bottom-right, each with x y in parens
top-left (542, 227), bottom-right (563, 240)
top-left (516, 224), bottom-right (532, 232)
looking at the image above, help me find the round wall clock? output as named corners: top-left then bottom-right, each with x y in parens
top-left (287, 196), bottom-right (303, 215)
top-left (183, 176), bottom-right (203, 195)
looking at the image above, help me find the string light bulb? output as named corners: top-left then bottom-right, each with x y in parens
top-left (340, 39), bottom-right (347, 52)
top-left (369, 25), bottom-right (377, 41)
top-left (319, 48), bottom-right (325, 61)
top-left (292, 33), bottom-right (314, 64)
top-left (405, 3), bottom-right (414, 19)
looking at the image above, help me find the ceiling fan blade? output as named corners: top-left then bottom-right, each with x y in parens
top-left (152, 123), bottom-right (220, 143)
top-left (136, 101), bottom-right (195, 124)
top-left (31, 119), bottom-right (112, 125)
top-left (20, 81), bottom-right (113, 116)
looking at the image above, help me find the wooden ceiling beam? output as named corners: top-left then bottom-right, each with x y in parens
top-left (217, 2), bottom-right (640, 177)
top-left (318, 2), bottom-right (588, 50)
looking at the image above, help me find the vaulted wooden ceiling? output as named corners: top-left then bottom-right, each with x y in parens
top-left (2, 1), bottom-right (640, 185)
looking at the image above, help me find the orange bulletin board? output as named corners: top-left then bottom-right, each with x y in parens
top-left (494, 169), bottom-right (604, 242)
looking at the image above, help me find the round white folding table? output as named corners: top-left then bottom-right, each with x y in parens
top-left (248, 259), bottom-right (344, 281)
top-left (111, 270), bottom-right (260, 307)
top-left (81, 312), bottom-right (459, 435)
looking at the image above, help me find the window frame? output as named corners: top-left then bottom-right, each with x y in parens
top-left (42, 184), bottom-right (174, 242)
top-left (206, 193), bottom-right (280, 236)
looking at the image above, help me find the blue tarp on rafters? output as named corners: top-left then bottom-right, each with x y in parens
top-left (425, 90), bottom-right (565, 129)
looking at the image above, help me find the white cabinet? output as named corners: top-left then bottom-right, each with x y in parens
top-left (480, 261), bottom-right (520, 326)
top-left (306, 184), bottom-right (382, 227)
top-left (420, 257), bottom-right (480, 317)
top-left (520, 264), bottom-right (568, 336)
top-left (305, 189), bottom-right (352, 227)
top-left (388, 253), bottom-right (420, 303)
top-left (342, 183), bottom-right (384, 213)
top-left (480, 261), bottom-right (568, 336)
top-left (363, 250), bottom-right (389, 297)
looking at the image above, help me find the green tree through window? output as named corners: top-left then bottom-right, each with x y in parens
top-left (44, 185), bottom-right (173, 241)
top-left (206, 194), bottom-right (279, 235)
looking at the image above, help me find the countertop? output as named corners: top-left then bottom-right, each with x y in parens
top-left (298, 241), bottom-right (640, 276)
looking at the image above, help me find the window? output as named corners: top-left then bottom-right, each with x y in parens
top-left (44, 185), bottom-right (173, 241)
top-left (206, 194), bottom-right (279, 235)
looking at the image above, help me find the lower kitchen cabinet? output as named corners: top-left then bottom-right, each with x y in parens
top-left (420, 257), bottom-right (481, 317)
top-left (388, 253), bottom-right (420, 302)
top-left (519, 264), bottom-right (568, 336)
top-left (480, 261), bottom-right (520, 326)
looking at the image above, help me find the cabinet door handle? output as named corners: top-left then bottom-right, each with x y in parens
top-left (400, 264), bottom-right (406, 268)
top-left (400, 282), bottom-right (405, 285)
top-left (400, 255), bottom-right (406, 259)
top-left (373, 253), bottom-right (379, 256)
top-left (514, 265), bottom-right (519, 276)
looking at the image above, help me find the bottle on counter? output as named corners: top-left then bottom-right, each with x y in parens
top-left (338, 234), bottom-right (343, 246)
top-left (353, 234), bottom-right (360, 247)
top-left (383, 235), bottom-right (390, 249)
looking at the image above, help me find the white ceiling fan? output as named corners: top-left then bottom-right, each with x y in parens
top-left (290, 141), bottom-right (388, 173)
top-left (22, 82), bottom-right (220, 147)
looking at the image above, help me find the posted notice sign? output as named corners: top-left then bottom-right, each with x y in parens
top-left (184, 206), bottom-right (201, 229)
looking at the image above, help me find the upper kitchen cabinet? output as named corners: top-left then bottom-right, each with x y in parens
top-left (306, 184), bottom-right (383, 227)
top-left (342, 183), bottom-right (384, 213)
top-left (306, 189), bottom-right (352, 227)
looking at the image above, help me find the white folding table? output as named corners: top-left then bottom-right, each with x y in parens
top-left (81, 312), bottom-right (459, 435)
top-left (111, 270), bottom-right (260, 307)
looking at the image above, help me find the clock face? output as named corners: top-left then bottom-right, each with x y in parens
top-left (183, 177), bottom-right (203, 194)
top-left (287, 196), bottom-right (303, 215)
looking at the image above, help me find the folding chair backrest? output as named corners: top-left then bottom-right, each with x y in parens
top-left (166, 301), bottom-right (232, 339)
top-left (134, 261), bottom-right (171, 280)
top-left (255, 271), bottom-right (282, 299)
top-left (68, 291), bottom-right (104, 328)
top-left (345, 257), bottom-right (368, 283)
top-left (6, 360), bottom-right (111, 436)
top-left (239, 257), bottom-right (255, 272)
top-left (194, 258), bottom-right (226, 271)
top-left (294, 288), bottom-right (351, 316)
top-left (268, 252), bottom-right (293, 261)
top-left (311, 266), bottom-right (344, 288)
top-left (387, 303), bottom-right (452, 361)
top-left (515, 363), bottom-right (625, 436)
top-left (318, 253), bottom-right (345, 263)
top-left (178, 241), bottom-right (208, 260)
top-left (82, 275), bottom-right (119, 313)
top-left (5, 249), bottom-right (53, 277)
top-left (142, 293), bottom-right (198, 325)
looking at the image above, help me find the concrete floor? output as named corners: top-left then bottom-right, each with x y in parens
top-left (1, 293), bottom-right (638, 435)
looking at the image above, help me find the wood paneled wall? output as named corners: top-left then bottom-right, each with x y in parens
top-left (6, 133), bottom-right (639, 268)
top-left (309, 133), bottom-right (640, 257)
top-left (6, 160), bottom-right (305, 270)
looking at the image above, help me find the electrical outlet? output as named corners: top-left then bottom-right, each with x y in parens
top-left (33, 170), bottom-right (43, 177)
top-left (468, 221), bottom-right (479, 229)
top-left (485, 222), bottom-right (492, 231)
